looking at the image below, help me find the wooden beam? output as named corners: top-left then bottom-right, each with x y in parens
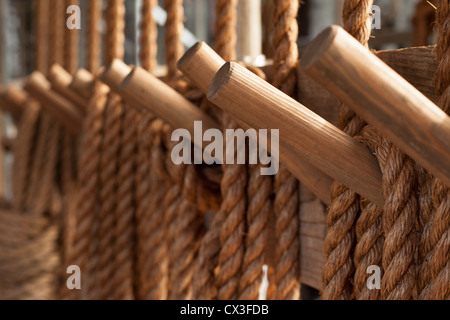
top-left (301, 26), bottom-right (450, 188)
top-left (48, 64), bottom-right (88, 115)
top-left (208, 62), bottom-right (384, 207)
top-left (179, 42), bottom-right (335, 205)
top-left (24, 71), bottom-right (83, 134)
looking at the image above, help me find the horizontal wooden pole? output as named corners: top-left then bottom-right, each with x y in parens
top-left (24, 71), bottom-right (83, 134)
top-left (70, 68), bottom-right (95, 99)
top-left (48, 64), bottom-right (88, 115)
top-left (179, 42), bottom-right (335, 204)
top-left (120, 66), bottom-right (221, 159)
top-left (300, 25), bottom-right (450, 188)
top-left (208, 62), bottom-right (384, 206)
top-left (0, 86), bottom-right (26, 122)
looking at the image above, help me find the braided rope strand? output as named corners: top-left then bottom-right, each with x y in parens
top-left (87, 0), bottom-right (102, 72)
top-left (164, 0), bottom-right (184, 79)
top-left (271, 0), bottom-right (300, 300)
top-left (419, 0), bottom-right (450, 300)
top-left (215, 0), bottom-right (238, 61)
top-left (322, 0), bottom-right (373, 300)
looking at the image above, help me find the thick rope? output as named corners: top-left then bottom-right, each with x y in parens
top-left (65, 0), bottom-right (79, 73)
top-left (419, 0), bottom-right (450, 300)
top-left (134, 0), bottom-right (169, 300)
top-left (271, 0), bottom-right (300, 300)
top-left (214, 114), bottom-right (247, 300)
top-left (90, 0), bottom-right (128, 300)
top-left (48, 0), bottom-right (65, 67)
top-left (34, 0), bottom-right (49, 73)
top-left (105, 0), bottom-right (126, 65)
top-left (111, 104), bottom-right (139, 300)
top-left (164, 0), bottom-right (184, 79)
top-left (12, 101), bottom-right (40, 212)
top-left (322, 0), bottom-right (373, 300)
top-left (67, 83), bottom-right (108, 300)
top-left (140, 0), bottom-right (158, 73)
top-left (87, 0), bottom-right (102, 73)
top-left (215, 0), bottom-right (238, 61)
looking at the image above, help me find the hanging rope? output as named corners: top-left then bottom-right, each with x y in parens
top-left (322, 0), bottom-right (373, 300)
top-left (11, 100), bottom-right (40, 212)
top-left (271, 0), bottom-right (300, 300)
top-left (49, 0), bottom-right (65, 67)
top-left (134, 0), bottom-right (169, 300)
top-left (419, 0), bottom-right (450, 300)
top-left (215, 0), bottom-right (238, 61)
top-left (64, 0), bottom-right (79, 74)
top-left (140, 0), bottom-right (158, 73)
top-left (87, 0), bottom-right (102, 73)
top-left (164, 0), bottom-right (184, 80)
top-left (34, 0), bottom-right (49, 73)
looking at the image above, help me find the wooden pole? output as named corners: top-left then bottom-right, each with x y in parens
top-left (179, 42), bottom-right (334, 205)
top-left (300, 25), bottom-right (450, 188)
top-left (0, 86), bottom-right (26, 122)
top-left (48, 64), bottom-right (88, 115)
top-left (208, 62), bottom-right (384, 207)
top-left (119, 65), bottom-right (221, 160)
top-left (24, 71), bottom-right (83, 134)
top-left (70, 68), bottom-right (95, 99)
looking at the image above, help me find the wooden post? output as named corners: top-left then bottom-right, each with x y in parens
top-left (208, 62), bottom-right (384, 207)
top-left (301, 26), bottom-right (450, 188)
top-left (24, 71), bottom-right (83, 134)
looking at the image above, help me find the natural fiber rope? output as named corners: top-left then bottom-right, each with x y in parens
top-left (48, 0), bottom-right (65, 67)
top-left (215, 0), bottom-right (238, 61)
top-left (111, 104), bottom-right (139, 300)
top-left (64, 0), bottom-right (79, 74)
top-left (140, 0), bottom-right (158, 73)
top-left (65, 83), bottom-right (109, 300)
top-left (164, 0), bottom-right (184, 80)
top-left (134, 0), bottom-right (169, 300)
top-left (90, 0), bottom-right (128, 300)
top-left (34, 0), bottom-right (49, 73)
top-left (214, 115), bottom-right (247, 300)
top-left (105, 0), bottom-right (126, 65)
top-left (12, 100), bottom-right (40, 211)
top-left (419, 0), bottom-right (450, 300)
top-left (87, 0), bottom-right (102, 73)
top-left (322, 0), bottom-right (373, 300)
top-left (271, 0), bottom-right (300, 300)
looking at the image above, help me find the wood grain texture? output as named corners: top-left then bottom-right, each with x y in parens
top-left (301, 26), bottom-right (450, 188)
top-left (208, 62), bottom-right (383, 207)
top-left (70, 68), bottom-right (95, 100)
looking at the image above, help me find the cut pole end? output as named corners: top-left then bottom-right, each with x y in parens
top-left (207, 61), bottom-right (235, 102)
top-left (300, 25), bottom-right (342, 70)
top-left (177, 41), bottom-right (205, 69)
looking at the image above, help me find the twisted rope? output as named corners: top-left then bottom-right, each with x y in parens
top-left (215, 0), bottom-right (238, 61)
top-left (64, 0), bottom-right (79, 74)
top-left (419, 0), bottom-right (450, 300)
top-left (34, 0), bottom-right (49, 73)
top-left (271, 0), bottom-right (300, 300)
top-left (111, 105), bottom-right (139, 300)
top-left (48, 0), bottom-right (65, 67)
top-left (67, 83), bottom-right (108, 300)
top-left (140, 0), bottom-right (158, 73)
top-left (87, 0), bottom-right (102, 72)
top-left (164, 0), bottom-right (184, 79)
top-left (12, 101), bottom-right (40, 212)
top-left (214, 115), bottom-right (247, 300)
top-left (322, 0), bottom-right (373, 300)
top-left (105, 0), bottom-right (126, 65)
